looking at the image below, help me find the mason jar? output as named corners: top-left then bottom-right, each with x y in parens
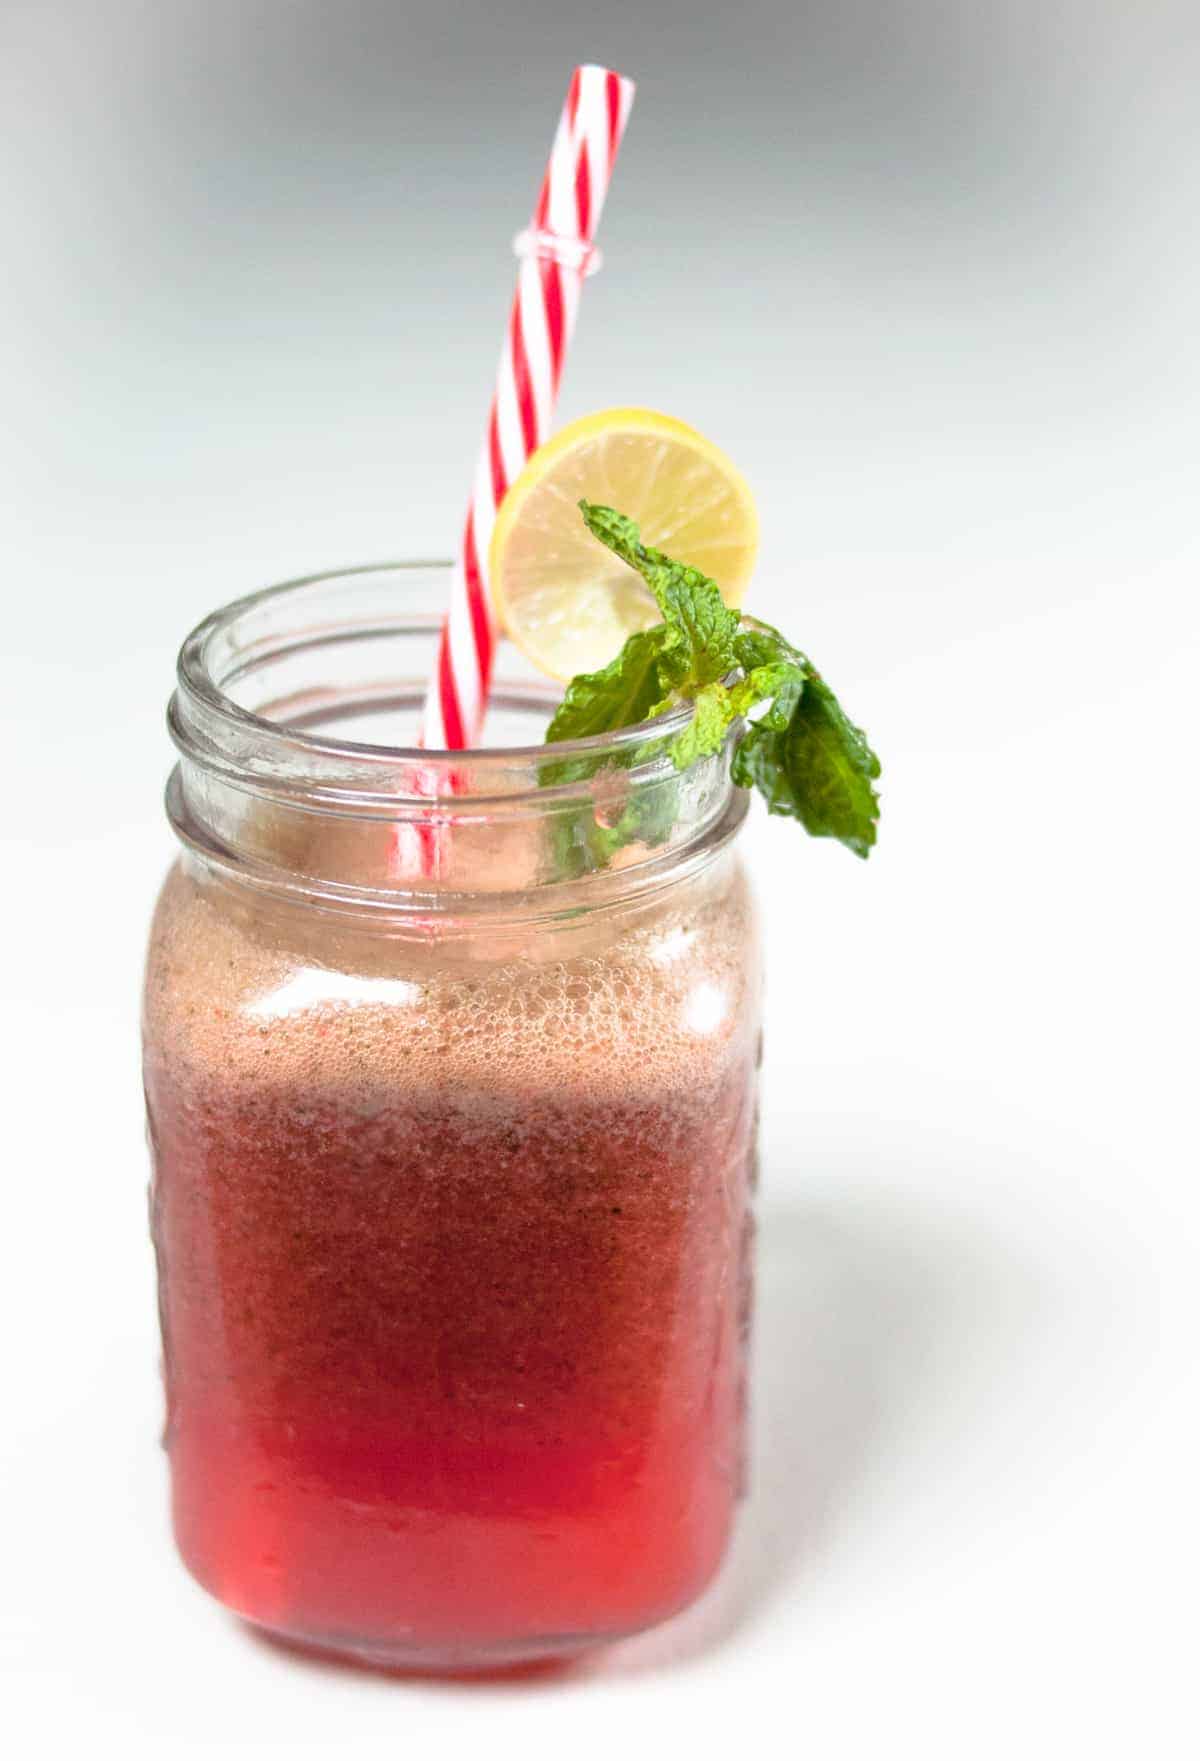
top-left (142, 563), bottom-right (762, 1669)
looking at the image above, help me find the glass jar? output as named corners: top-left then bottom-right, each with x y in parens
top-left (143, 563), bottom-right (761, 1669)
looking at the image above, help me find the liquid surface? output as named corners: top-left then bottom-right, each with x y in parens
top-left (144, 857), bottom-right (759, 1662)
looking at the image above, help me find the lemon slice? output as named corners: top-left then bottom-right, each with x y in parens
top-left (489, 407), bottom-right (758, 681)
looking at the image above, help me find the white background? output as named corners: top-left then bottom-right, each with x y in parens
top-left (2, 3), bottom-right (1196, 1755)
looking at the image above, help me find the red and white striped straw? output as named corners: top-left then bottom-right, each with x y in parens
top-left (421, 63), bottom-right (636, 750)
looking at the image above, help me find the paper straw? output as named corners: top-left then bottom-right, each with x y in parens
top-left (421, 63), bottom-right (636, 750)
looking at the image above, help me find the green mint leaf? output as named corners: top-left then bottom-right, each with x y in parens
top-left (665, 662), bottom-right (804, 771)
top-left (542, 620), bottom-right (680, 878)
top-left (579, 501), bottom-right (739, 691)
top-left (667, 682), bottom-right (733, 769)
top-left (572, 503), bottom-right (645, 572)
top-left (731, 622), bottom-right (801, 672)
top-left (732, 670), bottom-right (881, 857)
top-left (729, 660), bottom-right (804, 723)
top-left (651, 569), bottom-right (739, 688)
top-left (546, 624), bottom-right (676, 745)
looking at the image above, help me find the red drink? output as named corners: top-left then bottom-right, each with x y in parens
top-left (145, 859), bottom-right (758, 1666)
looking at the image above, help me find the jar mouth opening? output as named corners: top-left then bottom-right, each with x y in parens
top-left (175, 560), bottom-right (695, 789)
top-left (166, 561), bottom-right (743, 912)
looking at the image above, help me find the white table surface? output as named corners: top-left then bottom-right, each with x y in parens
top-left (2, 4), bottom-right (1196, 1754)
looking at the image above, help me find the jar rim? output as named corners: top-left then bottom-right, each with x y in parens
top-left (165, 560), bottom-right (744, 916)
top-left (175, 559), bottom-right (695, 781)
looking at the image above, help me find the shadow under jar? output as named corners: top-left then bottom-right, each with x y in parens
top-left (143, 563), bottom-right (762, 1669)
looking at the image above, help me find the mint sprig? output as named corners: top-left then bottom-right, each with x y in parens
top-left (546, 501), bottom-right (881, 858)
